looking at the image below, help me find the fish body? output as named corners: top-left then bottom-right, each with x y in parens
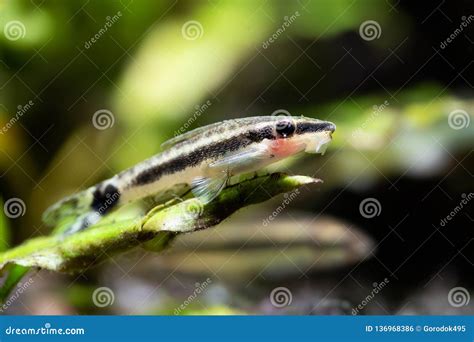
top-left (43, 116), bottom-right (335, 234)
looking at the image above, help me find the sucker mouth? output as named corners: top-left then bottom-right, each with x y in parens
top-left (325, 122), bottom-right (336, 133)
top-left (316, 138), bottom-right (331, 155)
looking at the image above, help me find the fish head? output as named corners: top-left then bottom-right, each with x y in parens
top-left (270, 116), bottom-right (335, 156)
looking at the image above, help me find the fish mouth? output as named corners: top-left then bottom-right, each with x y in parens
top-left (315, 133), bottom-right (332, 155)
top-left (297, 119), bottom-right (335, 155)
top-left (303, 127), bottom-right (334, 155)
top-left (324, 122), bottom-right (336, 133)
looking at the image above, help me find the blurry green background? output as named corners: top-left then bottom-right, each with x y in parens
top-left (0, 0), bottom-right (473, 315)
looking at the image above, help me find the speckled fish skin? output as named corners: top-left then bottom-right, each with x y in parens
top-left (43, 116), bottom-right (335, 234)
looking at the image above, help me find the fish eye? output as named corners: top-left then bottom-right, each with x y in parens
top-left (275, 119), bottom-right (295, 138)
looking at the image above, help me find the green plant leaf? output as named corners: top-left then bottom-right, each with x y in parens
top-left (0, 173), bottom-right (321, 277)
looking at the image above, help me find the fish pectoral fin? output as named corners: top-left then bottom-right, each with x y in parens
top-left (208, 144), bottom-right (270, 170)
top-left (191, 175), bottom-right (228, 204)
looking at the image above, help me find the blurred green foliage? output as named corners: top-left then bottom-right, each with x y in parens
top-left (0, 0), bottom-right (472, 314)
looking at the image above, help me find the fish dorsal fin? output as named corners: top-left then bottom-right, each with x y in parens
top-left (160, 121), bottom-right (232, 150)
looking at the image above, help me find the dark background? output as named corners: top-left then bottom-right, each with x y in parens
top-left (0, 0), bottom-right (472, 314)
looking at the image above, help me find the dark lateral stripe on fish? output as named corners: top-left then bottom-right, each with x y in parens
top-left (295, 121), bottom-right (336, 134)
top-left (131, 125), bottom-right (275, 186)
top-left (91, 184), bottom-right (121, 214)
